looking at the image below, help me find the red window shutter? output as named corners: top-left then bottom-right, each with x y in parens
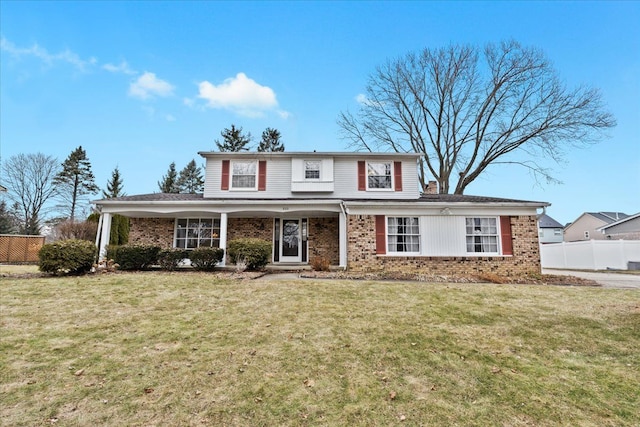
top-left (258, 160), bottom-right (267, 191)
top-left (394, 161), bottom-right (403, 191)
top-left (358, 161), bottom-right (366, 191)
top-left (500, 216), bottom-right (513, 255)
top-left (375, 215), bottom-right (386, 255)
top-left (221, 160), bottom-right (230, 190)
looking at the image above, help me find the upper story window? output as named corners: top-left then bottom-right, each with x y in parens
top-left (367, 161), bottom-right (392, 189)
top-left (175, 218), bottom-right (221, 249)
top-left (231, 161), bottom-right (257, 189)
top-left (466, 217), bottom-right (498, 253)
top-left (387, 217), bottom-right (420, 253)
top-left (304, 160), bottom-right (321, 180)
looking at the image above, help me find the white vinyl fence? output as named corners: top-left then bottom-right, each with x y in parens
top-left (540, 240), bottom-right (640, 270)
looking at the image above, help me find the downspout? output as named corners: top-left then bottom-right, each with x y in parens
top-left (339, 201), bottom-right (348, 270)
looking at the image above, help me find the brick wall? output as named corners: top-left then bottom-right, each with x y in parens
top-left (227, 218), bottom-right (273, 241)
top-left (129, 218), bottom-right (175, 248)
top-left (309, 217), bottom-right (339, 265)
top-left (346, 214), bottom-right (542, 277)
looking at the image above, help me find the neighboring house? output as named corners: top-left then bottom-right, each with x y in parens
top-left (537, 213), bottom-right (564, 244)
top-left (597, 212), bottom-right (640, 240)
top-left (93, 152), bottom-right (548, 277)
top-left (563, 212), bottom-right (629, 242)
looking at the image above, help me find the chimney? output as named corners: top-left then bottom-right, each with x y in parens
top-left (426, 180), bottom-right (438, 194)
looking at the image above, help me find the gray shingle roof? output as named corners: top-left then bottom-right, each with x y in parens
top-left (588, 212), bottom-right (629, 224)
top-left (538, 213), bottom-right (563, 228)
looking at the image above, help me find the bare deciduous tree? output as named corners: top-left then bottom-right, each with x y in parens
top-left (338, 40), bottom-right (616, 194)
top-left (2, 153), bottom-right (60, 234)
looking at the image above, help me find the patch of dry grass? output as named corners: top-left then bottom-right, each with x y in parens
top-left (1, 272), bottom-right (638, 426)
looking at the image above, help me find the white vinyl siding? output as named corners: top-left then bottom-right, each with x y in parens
top-left (203, 156), bottom-right (420, 199)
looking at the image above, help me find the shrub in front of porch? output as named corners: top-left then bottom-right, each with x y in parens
top-left (108, 244), bottom-right (160, 270)
top-left (227, 238), bottom-right (271, 271)
top-left (157, 249), bottom-right (188, 271)
top-left (189, 247), bottom-right (225, 271)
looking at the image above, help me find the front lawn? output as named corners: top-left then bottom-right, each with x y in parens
top-left (1, 272), bottom-right (638, 426)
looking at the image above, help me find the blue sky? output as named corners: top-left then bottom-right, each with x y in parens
top-left (1, 1), bottom-right (638, 225)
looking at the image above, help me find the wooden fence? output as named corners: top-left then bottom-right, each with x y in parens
top-left (0, 234), bottom-right (45, 263)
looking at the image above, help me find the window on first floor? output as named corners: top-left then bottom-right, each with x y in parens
top-left (387, 217), bottom-right (420, 253)
top-left (175, 218), bottom-right (221, 249)
top-left (231, 161), bottom-right (257, 189)
top-left (367, 161), bottom-right (392, 189)
top-left (466, 217), bottom-right (499, 253)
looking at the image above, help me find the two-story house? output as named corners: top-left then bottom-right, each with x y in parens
top-left (93, 151), bottom-right (548, 277)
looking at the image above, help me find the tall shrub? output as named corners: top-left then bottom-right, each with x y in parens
top-left (39, 239), bottom-right (96, 275)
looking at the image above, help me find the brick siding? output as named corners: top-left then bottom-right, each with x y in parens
top-left (309, 217), bottom-right (339, 265)
top-left (346, 214), bottom-right (541, 277)
top-left (227, 218), bottom-right (273, 241)
top-left (129, 218), bottom-right (175, 248)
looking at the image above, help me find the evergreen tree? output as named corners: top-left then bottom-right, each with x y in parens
top-left (257, 127), bottom-right (285, 152)
top-left (0, 200), bottom-right (16, 234)
top-left (53, 146), bottom-right (99, 221)
top-left (215, 124), bottom-right (252, 152)
top-left (102, 166), bottom-right (126, 198)
top-left (177, 159), bottom-right (204, 194)
top-left (100, 167), bottom-right (129, 245)
top-left (158, 162), bottom-right (179, 193)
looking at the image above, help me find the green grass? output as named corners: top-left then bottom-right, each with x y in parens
top-left (1, 272), bottom-right (639, 426)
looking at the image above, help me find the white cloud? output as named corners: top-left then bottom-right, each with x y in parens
top-left (1, 36), bottom-right (95, 71)
top-left (129, 72), bottom-right (175, 99)
top-left (196, 72), bottom-right (280, 117)
top-left (103, 61), bottom-right (136, 75)
top-left (165, 114), bottom-right (176, 122)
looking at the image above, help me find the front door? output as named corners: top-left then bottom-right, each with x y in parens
top-left (280, 219), bottom-right (302, 262)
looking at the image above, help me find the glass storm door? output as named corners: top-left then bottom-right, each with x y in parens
top-left (280, 219), bottom-right (301, 262)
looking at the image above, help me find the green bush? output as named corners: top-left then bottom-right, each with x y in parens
top-left (110, 244), bottom-right (160, 270)
top-left (189, 247), bottom-right (225, 271)
top-left (158, 248), bottom-right (188, 271)
top-left (38, 239), bottom-right (97, 276)
top-left (226, 238), bottom-right (271, 271)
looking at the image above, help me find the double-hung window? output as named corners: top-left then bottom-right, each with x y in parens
top-left (387, 217), bottom-right (420, 253)
top-left (465, 217), bottom-right (498, 253)
top-left (304, 160), bottom-right (321, 180)
top-left (175, 218), bottom-right (221, 249)
top-left (367, 161), bottom-right (392, 189)
top-left (231, 161), bottom-right (257, 189)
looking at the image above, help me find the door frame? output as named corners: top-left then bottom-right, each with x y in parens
top-left (273, 217), bottom-right (308, 263)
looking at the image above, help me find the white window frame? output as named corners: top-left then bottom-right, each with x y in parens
top-left (367, 161), bottom-right (393, 190)
top-left (304, 160), bottom-right (321, 180)
top-left (465, 217), bottom-right (499, 254)
top-left (174, 218), bottom-right (221, 250)
top-left (230, 160), bottom-right (257, 190)
top-left (387, 217), bottom-right (421, 254)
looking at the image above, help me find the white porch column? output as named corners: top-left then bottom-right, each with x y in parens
top-left (98, 212), bottom-right (112, 261)
top-left (339, 209), bottom-right (348, 269)
top-left (219, 213), bottom-right (228, 266)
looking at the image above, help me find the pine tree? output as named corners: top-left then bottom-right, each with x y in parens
top-left (53, 146), bottom-right (99, 221)
top-left (257, 127), bottom-right (285, 152)
top-left (176, 159), bottom-right (204, 194)
top-left (102, 166), bottom-right (126, 198)
top-left (0, 200), bottom-right (16, 234)
top-left (101, 166), bottom-right (129, 245)
top-left (215, 124), bottom-right (252, 152)
top-left (158, 162), bottom-right (179, 193)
